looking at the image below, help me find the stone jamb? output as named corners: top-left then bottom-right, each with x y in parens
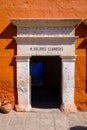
top-left (15, 56), bottom-right (31, 112)
top-left (60, 55), bottom-right (77, 112)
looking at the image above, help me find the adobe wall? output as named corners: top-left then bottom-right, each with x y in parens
top-left (0, 0), bottom-right (87, 110)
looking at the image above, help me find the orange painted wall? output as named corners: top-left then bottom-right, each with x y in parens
top-left (0, 0), bottom-right (87, 110)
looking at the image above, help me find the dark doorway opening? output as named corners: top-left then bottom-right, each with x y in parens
top-left (30, 56), bottom-right (62, 109)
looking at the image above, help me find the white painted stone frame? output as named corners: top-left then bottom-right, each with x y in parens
top-left (11, 18), bottom-right (81, 112)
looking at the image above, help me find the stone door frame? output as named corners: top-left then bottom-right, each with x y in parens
top-left (11, 18), bottom-right (81, 112)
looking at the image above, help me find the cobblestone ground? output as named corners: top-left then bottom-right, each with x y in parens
top-left (0, 109), bottom-right (87, 130)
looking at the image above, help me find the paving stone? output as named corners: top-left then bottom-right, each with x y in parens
top-left (24, 118), bottom-right (39, 130)
top-left (67, 113), bottom-right (86, 127)
top-left (55, 116), bottom-right (69, 130)
top-left (8, 117), bottom-right (25, 126)
top-left (0, 117), bottom-right (11, 126)
top-left (40, 118), bottom-right (54, 126)
top-left (23, 125), bottom-right (39, 130)
top-left (7, 126), bottom-right (23, 130)
top-left (0, 126), bottom-right (8, 130)
top-left (52, 112), bottom-right (65, 119)
top-left (40, 125), bottom-right (55, 130)
top-left (56, 127), bottom-right (69, 130)
top-left (40, 113), bottom-right (53, 119)
top-left (14, 112), bottom-right (29, 118)
top-left (25, 117), bottom-right (40, 128)
top-left (26, 112), bottom-right (40, 118)
top-left (1, 124), bottom-right (23, 130)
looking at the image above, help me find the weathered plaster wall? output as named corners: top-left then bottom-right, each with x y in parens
top-left (0, 0), bottom-right (87, 110)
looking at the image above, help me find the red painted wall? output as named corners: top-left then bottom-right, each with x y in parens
top-left (0, 0), bottom-right (87, 110)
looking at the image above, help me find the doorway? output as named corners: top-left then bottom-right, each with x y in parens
top-left (30, 56), bottom-right (62, 109)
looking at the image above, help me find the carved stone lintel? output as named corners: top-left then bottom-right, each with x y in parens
top-left (15, 104), bottom-right (31, 112)
top-left (10, 18), bottom-right (82, 27)
top-left (60, 103), bottom-right (77, 113)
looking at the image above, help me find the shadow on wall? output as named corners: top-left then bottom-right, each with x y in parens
top-left (76, 39), bottom-right (87, 93)
top-left (0, 23), bottom-right (17, 39)
top-left (75, 22), bottom-right (87, 38)
top-left (75, 22), bottom-right (87, 93)
top-left (70, 126), bottom-right (87, 130)
top-left (0, 23), bottom-right (18, 105)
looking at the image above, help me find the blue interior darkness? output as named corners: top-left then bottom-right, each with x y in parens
top-left (31, 62), bottom-right (43, 86)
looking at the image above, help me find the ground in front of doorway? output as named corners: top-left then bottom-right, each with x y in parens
top-left (0, 109), bottom-right (87, 130)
